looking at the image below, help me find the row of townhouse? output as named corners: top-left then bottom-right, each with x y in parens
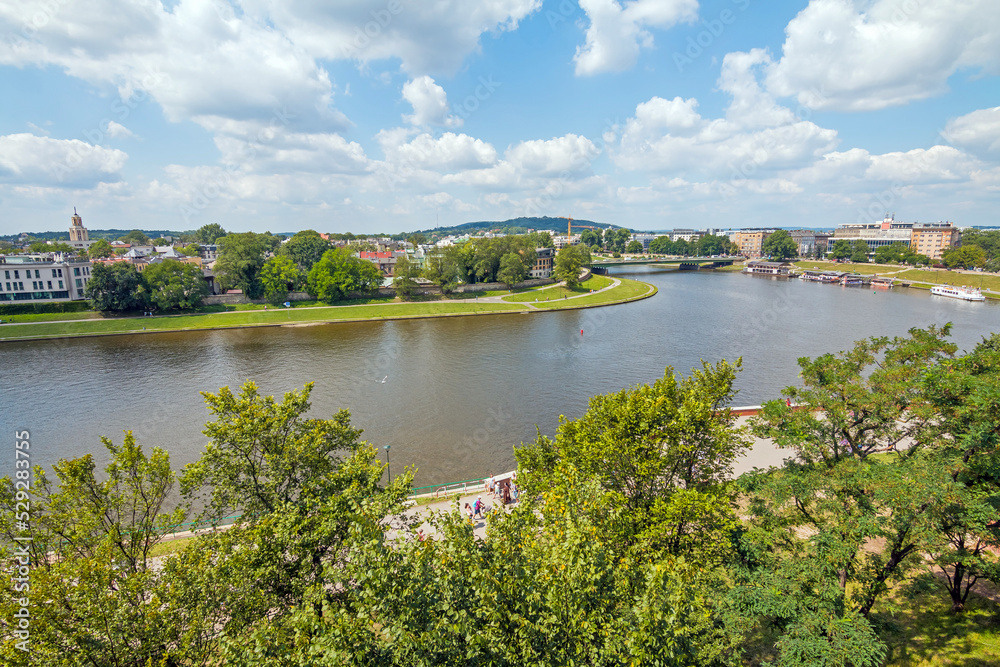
top-left (0, 256), bottom-right (93, 303)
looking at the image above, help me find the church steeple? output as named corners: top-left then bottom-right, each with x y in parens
top-left (69, 208), bottom-right (88, 242)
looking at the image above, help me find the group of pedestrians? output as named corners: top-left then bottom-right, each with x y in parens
top-left (463, 473), bottom-right (520, 524)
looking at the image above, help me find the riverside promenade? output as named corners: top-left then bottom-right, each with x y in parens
top-left (406, 409), bottom-right (790, 540)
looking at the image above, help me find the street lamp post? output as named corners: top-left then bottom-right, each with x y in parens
top-left (384, 445), bottom-right (391, 484)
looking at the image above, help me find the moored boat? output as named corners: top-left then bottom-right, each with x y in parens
top-left (930, 285), bottom-right (986, 302)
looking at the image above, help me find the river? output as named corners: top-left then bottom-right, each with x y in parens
top-left (2, 267), bottom-right (997, 485)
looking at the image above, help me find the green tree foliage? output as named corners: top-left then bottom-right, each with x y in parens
top-left (605, 228), bottom-right (631, 253)
top-left (0, 434), bottom-right (187, 666)
top-left (748, 326), bottom-right (959, 623)
top-left (28, 241), bottom-right (74, 254)
top-left (86, 261), bottom-right (149, 311)
top-left (279, 230), bottom-right (331, 271)
top-left (517, 362), bottom-right (749, 559)
top-left (762, 230), bottom-right (798, 260)
top-left (215, 231), bottom-right (274, 298)
top-left (180, 242), bottom-right (201, 257)
top-left (580, 228), bottom-right (602, 248)
top-left (422, 246), bottom-right (464, 293)
top-left (87, 238), bottom-right (115, 259)
top-left (407, 232), bottom-right (427, 247)
top-left (872, 241), bottom-right (911, 264)
top-left (920, 333), bottom-right (1000, 611)
top-left (119, 229), bottom-right (151, 245)
top-left (626, 239), bottom-right (644, 254)
top-left (307, 247), bottom-right (383, 302)
top-left (260, 254), bottom-right (302, 303)
top-left (697, 234), bottom-right (727, 256)
top-left (850, 239), bottom-right (871, 263)
top-left (144, 258), bottom-right (209, 310)
top-left (829, 238), bottom-right (852, 260)
top-left (553, 244), bottom-right (591, 288)
top-left (650, 235), bottom-right (673, 254)
top-left (392, 253), bottom-right (421, 299)
top-left (178, 382), bottom-right (412, 653)
top-left (195, 222), bottom-right (227, 244)
top-left (942, 244), bottom-right (987, 269)
top-left (498, 251), bottom-right (527, 288)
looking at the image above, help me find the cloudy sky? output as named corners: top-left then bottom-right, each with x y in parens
top-left (1, 0), bottom-right (998, 236)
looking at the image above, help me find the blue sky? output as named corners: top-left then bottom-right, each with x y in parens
top-left (1, 0), bottom-right (998, 236)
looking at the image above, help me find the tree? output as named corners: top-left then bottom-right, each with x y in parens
top-left (748, 326), bottom-right (959, 620)
top-left (762, 230), bottom-right (798, 260)
top-left (553, 244), bottom-right (591, 288)
top-left (119, 230), bottom-right (151, 245)
top-left (579, 229), bottom-right (602, 248)
top-left (517, 361), bottom-right (749, 559)
top-left (392, 253), bottom-right (421, 299)
top-left (0, 433), bottom-right (188, 666)
top-left (215, 232), bottom-right (273, 298)
top-left (29, 240), bottom-right (74, 254)
top-left (829, 238), bottom-right (853, 260)
top-left (850, 239), bottom-right (871, 263)
top-left (626, 239), bottom-right (643, 254)
top-left (407, 232), bottom-right (427, 247)
top-left (942, 245), bottom-right (986, 269)
top-left (873, 241), bottom-right (910, 264)
top-left (697, 234), bottom-right (727, 257)
top-left (606, 228), bottom-right (630, 253)
top-left (86, 261), bottom-right (149, 311)
top-left (649, 235), bottom-right (673, 255)
top-left (179, 382), bottom-right (412, 643)
top-left (260, 255), bottom-right (301, 303)
top-left (423, 246), bottom-right (463, 293)
top-left (498, 251), bottom-right (526, 289)
top-left (279, 230), bottom-right (331, 271)
top-left (195, 223), bottom-right (227, 245)
top-left (180, 243), bottom-right (201, 257)
top-left (144, 258), bottom-right (209, 310)
top-left (87, 238), bottom-right (115, 259)
top-left (920, 333), bottom-right (1000, 611)
top-left (307, 247), bottom-right (384, 302)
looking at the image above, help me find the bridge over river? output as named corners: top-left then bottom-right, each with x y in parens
top-left (589, 256), bottom-right (738, 274)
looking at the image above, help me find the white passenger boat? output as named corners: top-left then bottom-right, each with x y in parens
top-left (930, 285), bottom-right (986, 301)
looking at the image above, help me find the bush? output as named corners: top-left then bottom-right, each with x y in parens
top-left (0, 301), bottom-right (92, 316)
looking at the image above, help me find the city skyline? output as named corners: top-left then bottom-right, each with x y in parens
top-left (1, 0), bottom-right (998, 236)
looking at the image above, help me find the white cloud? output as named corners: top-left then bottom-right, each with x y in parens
top-left (942, 107), bottom-right (1000, 156)
top-left (214, 132), bottom-right (371, 174)
top-left (865, 145), bottom-right (981, 183)
top-left (0, 134), bottom-right (127, 188)
top-left (765, 0), bottom-right (1000, 111)
top-left (506, 134), bottom-right (599, 175)
top-left (380, 131), bottom-right (497, 170)
top-left (402, 76), bottom-right (462, 128)
top-left (250, 0), bottom-right (542, 75)
top-left (574, 0), bottom-right (698, 76)
top-left (106, 121), bottom-right (135, 139)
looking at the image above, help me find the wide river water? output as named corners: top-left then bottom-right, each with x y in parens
top-left (2, 267), bottom-right (997, 486)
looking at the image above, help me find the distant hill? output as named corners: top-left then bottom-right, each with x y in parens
top-left (409, 216), bottom-right (627, 239)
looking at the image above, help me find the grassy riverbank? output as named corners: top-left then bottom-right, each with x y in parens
top-left (0, 277), bottom-right (653, 342)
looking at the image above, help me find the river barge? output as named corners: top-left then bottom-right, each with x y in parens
top-left (930, 285), bottom-right (986, 302)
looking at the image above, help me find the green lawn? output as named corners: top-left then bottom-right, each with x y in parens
top-left (501, 274), bottom-right (613, 303)
top-left (896, 269), bottom-right (1000, 292)
top-left (877, 576), bottom-right (1000, 666)
top-left (0, 301), bottom-right (529, 340)
top-left (533, 277), bottom-right (654, 308)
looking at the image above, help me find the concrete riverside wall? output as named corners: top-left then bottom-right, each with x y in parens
top-left (202, 291), bottom-right (313, 306)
